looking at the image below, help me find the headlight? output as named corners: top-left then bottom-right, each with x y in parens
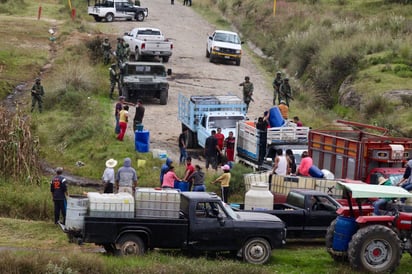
top-left (236, 50), bottom-right (241, 54)
top-left (213, 46), bottom-right (221, 52)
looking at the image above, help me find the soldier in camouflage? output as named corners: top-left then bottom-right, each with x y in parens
top-left (115, 37), bottom-right (125, 65)
top-left (239, 76), bottom-right (254, 112)
top-left (102, 37), bottom-right (112, 65)
top-left (31, 78), bottom-right (45, 113)
top-left (272, 71), bottom-right (283, 105)
top-left (109, 64), bottom-right (120, 99)
top-left (279, 78), bottom-right (293, 107)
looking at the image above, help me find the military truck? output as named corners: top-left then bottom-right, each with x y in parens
top-left (120, 61), bottom-right (171, 105)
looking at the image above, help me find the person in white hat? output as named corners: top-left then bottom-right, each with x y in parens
top-left (211, 164), bottom-right (231, 203)
top-left (373, 176), bottom-right (391, 216)
top-left (102, 158), bottom-right (118, 193)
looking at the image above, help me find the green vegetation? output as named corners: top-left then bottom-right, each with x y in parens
top-left (195, 0), bottom-right (412, 133)
top-left (2, 0), bottom-right (412, 272)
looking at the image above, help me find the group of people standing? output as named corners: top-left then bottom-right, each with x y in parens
top-left (114, 96), bottom-right (145, 141)
top-left (204, 128), bottom-right (236, 171)
top-left (159, 156), bottom-right (232, 203)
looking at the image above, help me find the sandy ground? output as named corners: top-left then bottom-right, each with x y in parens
top-left (95, 0), bottom-right (273, 165)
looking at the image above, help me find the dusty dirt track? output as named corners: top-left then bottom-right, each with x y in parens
top-left (100, 0), bottom-right (273, 163)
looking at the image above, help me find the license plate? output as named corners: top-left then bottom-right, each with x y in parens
top-left (155, 51), bottom-right (160, 55)
top-left (224, 56), bottom-right (230, 59)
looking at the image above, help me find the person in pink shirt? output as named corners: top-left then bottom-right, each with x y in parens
top-left (162, 166), bottom-right (181, 189)
top-left (297, 151), bottom-right (312, 176)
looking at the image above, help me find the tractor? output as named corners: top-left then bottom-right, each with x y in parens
top-left (326, 182), bottom-right (412, 273)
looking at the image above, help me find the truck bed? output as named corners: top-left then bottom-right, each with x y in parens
top-left (83, 216), bottom-right (189, 249)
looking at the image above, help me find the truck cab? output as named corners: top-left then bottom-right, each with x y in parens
top-left (197, 111), bottom-right (245, 148)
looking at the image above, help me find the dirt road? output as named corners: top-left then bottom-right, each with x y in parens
top-left (100, 0), bottom-right (273, 162)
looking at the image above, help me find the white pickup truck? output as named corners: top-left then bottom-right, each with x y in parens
top-left (123, 27), bottom-right (173, 63)
top-left (87, 0), bottom-right (148, 22)
top-left (206, 30), bottom-right (242, 66)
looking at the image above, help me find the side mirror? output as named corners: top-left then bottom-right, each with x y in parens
top-left (167, 68), bottom-right (172, 75)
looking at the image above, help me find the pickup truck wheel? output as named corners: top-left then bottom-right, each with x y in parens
top-left (105, 13), bottom-right (114, 23)
top-left (209, 53), bottom-right (214, 63)
top-left (160, 90), bottom-right (168, 105)
top-left (162, 56), bottom-right (169, 63)
top-left (135, 12), bottom-right (145, 22)
top-left (348, 225), bottom-right (401, 273)
top-left (118, 235), bottom-right (146, 256)
top-left (93, 15), bottom-right (102, 22)
top-left (325, 218), bottom-right (347, 262)
top-left (235, 59), bottom-right (241, 66)
top-left (205, 48), bottom-right (210, 58)
top-left (242, 237), bottom-right (271, 264)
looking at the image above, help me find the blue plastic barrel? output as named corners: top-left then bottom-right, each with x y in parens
top-left (309, 165), bottom-right (324, 178)
top-left (174, 181), bottom-right (189, 192)
top-left (332, 216), bottom-right (357, 251)
top-left (135, 130), bottom-right (150, 153)
top-left (269, 106), bottom-right (285, 127)
top-left (135, 130), bottom-right (149, 143)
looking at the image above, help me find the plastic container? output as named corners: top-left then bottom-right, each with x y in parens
top-left (332, 216), bottom-right (358, 251)
top-left (269, 106), bottom-right (285, 127)
top-left (174, 180), bottom-right (189, 192)
top-left (309, 165), bottom-right (324, 178)
top-left (135, 188), bottom-right (180, 218)
top-left (321, 169), bottom-right (335, 180)
top-left (65, 195), bottom-right (88, 231)
top-left (136, 124), bottom-right (144, 131)
top-left (244, 183), bottom-right (274, 210)
top-left (135, 130), bottom-right (150, 153)
top-left (87, 192), bottom-right (134, 218)
top-left (135, 130), bottom-right (150, 143)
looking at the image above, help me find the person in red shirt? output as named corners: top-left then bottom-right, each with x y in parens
top-left (297, 151), bottom-right (313, 176)
top-left (215, 128), bottom-right (225, 165)
top-left (224, 131), bottom-right (235, 162)
top-left (183, 156), bottom-right (195, 191)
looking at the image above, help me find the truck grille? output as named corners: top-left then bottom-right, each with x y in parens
top-left (220, 48), bottom-right (238, 54)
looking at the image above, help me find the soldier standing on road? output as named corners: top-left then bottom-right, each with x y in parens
top-left (239, 76), bottom-right (254, 112)
top-left (102, 37), bottom-right (112, 65)
top-left (31, 78), bottom-right (45, 113)
top-left (279, 78), bottom-right (293, 107)
top-left (109, 64), bottom-right (120, 99)
top-left (272, 71), bottom-right (283, 105)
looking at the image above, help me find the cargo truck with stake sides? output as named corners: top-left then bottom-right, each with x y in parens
top-left (178, 93), bottom-right (247, 148)
top-left (309, 120), bottom-right (412, 184)
top-left (63, 190), bottom-right (286, 265)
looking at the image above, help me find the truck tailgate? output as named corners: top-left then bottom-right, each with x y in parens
top-left (83, 216), bottom-right (189, 248)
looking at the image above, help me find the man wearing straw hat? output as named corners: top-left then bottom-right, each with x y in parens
top-left (102, 158), bottom-right (118, 193)
top-left (373, 176), bottom-right (392, 216)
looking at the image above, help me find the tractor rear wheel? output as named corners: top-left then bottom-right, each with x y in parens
top-left (348, 225), bottom-right (401, 273)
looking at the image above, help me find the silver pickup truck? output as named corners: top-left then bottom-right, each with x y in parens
top-left (123, 27), bottom-right (173, 63)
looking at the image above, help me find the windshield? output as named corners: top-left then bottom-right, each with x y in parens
top-left (125, 65), bottom-right (166, 76)
top-left (214, 33), bottom-right (241, 44)
top-left (208, 116), bottom-right (244, 129)
top-left (223, 203), bottom-right (240, 220)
